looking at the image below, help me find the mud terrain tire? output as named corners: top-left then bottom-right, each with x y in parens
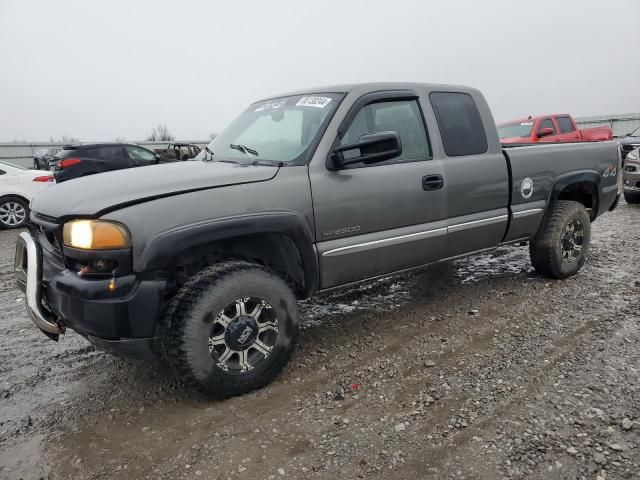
top-left (529, 200), bottom-right (591, 279)
top-left (163, 261), bottom-right (299, 397)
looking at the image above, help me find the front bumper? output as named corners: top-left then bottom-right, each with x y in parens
top-left (15, 231), bottom-right (165, 359)
top-left (15, 232), bottom-right (65, 337)
top-left (623, 170), bottom-right (640, 192)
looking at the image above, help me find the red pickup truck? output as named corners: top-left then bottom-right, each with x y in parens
top-left (498, 114), bottom-right (613, 144)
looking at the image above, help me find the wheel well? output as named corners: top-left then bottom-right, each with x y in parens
top-left (0, 194), bottom-right (29, 205)
top-left (172, 233), bottom-right (307, 298)
top-left (556, 182), bottom-right (598, 220)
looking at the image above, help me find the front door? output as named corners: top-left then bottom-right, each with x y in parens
top-left (537, 117), bottom-right (560, 142)
top-left (310, 91), bottom-right (447, 289)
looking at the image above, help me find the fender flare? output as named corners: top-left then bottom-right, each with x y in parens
top-left (138, 212), bottom-right (319, 296)
top-left (548, 169), bottom-right (601, 213)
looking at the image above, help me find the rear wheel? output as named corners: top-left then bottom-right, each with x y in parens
top-left (529, 200), bottom-right (591, 279)
top-left (0, 197), bottom-right (29, 229)
top-left (163, 261), bottom-right (299, 397)
top-left (624, 191), bottom-right (640, 204)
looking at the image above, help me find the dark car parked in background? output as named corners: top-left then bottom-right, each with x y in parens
top-left (33, 146), bottom-right (62, 170)
top-left (52, 143), bottom-right (174, 183)
top-left (618, 126), bottom-right (640, 160)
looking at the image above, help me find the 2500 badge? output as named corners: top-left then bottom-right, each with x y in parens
top-left (322, 225), bottom-right (361, 237)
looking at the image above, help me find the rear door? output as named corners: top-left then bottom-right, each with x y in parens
top-left (95, 145), bottom-right (132, 172)
top-left (428, 91), bottom-right (510, 258)
top-left (554, 115), bottom-right (581, 142)
top-left (311, 91), bottom-right (448, 289)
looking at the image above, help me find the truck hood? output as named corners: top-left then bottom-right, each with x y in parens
top-left (31, 161), bottom-right (279, 219)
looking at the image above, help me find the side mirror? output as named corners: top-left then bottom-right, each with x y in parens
top-left (329, 132), bottom-right (402, 170)
top-left (537, 127), bottom-right (554, 138)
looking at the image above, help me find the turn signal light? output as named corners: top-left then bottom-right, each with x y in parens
top-left (63, 220), bottom-right (131, 250)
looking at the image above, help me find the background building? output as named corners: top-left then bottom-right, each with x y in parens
top-left (576, 113), bottom-right (640, 137)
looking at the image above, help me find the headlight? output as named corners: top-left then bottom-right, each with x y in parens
top-left (63, 220), bottom-right (131, 250)
top-left (627, 152), bottom-right (637, 160)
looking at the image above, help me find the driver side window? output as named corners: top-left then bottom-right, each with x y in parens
top-left (340, 100), bottom-right (431, 163)
top-left (539, 118), bottom-right (555, 134)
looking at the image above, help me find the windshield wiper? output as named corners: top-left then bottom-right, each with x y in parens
top-left (229, 144), bottom-right (259, 157)
top-left (248, 159), bottom-right (283, 167)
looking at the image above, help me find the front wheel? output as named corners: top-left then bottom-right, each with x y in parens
top-left (162, 261), bottom-right (299, 397)
top-left (0, 197), bottom-right (29, 229)
top-left (529, 200), bottom-right (591, 279)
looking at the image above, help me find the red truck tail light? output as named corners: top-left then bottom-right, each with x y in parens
top-left (33, 175), bottom-right (55, 182)
top-left (57, 158), bottom-right (82, 168)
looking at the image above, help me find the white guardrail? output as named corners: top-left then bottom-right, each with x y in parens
top-left (0, 141), bottom-right (209, 168)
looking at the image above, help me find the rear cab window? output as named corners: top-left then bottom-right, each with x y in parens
top-left (556, 116), bottom-right (575, 133)
top-left (429, 92), bottom-right (488, 156)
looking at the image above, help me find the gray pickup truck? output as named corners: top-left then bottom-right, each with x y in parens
top-left (15, 83), bottom-right (621, 397)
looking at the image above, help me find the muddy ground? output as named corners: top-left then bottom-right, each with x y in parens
top-left (1, 201), bottom-right (639, 480)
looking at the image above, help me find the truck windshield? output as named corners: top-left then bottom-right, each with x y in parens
top-left (204, 93), bottom-right (343, 165)
top-left (497, 122), bottom-right (534, 139)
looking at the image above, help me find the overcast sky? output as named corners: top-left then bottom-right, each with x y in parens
top-left (1, 0), bottom-right (639, 142)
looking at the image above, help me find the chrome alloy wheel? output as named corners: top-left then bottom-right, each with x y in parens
top-left (0, 201), bottom-right (26, 227)
top-left (208, 297), bottom-right (279, 373)
top-left (560, 219), bottom-right (584, 263)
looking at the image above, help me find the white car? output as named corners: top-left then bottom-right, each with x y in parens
top-left (0, 162), bottom-right (54, 229)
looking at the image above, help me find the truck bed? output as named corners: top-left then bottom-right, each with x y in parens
top-left (502, 141), bottom-right (620, 243)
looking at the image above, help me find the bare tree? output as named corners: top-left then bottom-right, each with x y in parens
top-left (208, 132), bottom-right (218, 141)
top-left (146, 123), bottom-right (175, 142)
top-left (60, 135), bottom-right (79, 144)
top-left (47, 135), bottom-right (79, 144)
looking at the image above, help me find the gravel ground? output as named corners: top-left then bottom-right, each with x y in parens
top-left (0, 201), bottom-right (639, 480)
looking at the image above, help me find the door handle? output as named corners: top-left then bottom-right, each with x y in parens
top-left (422, 174), bottom-right (444, 191)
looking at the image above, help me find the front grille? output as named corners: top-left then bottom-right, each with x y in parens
top-left (29, 214), bottom-right (65, 268)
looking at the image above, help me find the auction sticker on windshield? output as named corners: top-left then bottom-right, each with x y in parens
top-left (296, 96), bottom-right (332, 108)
